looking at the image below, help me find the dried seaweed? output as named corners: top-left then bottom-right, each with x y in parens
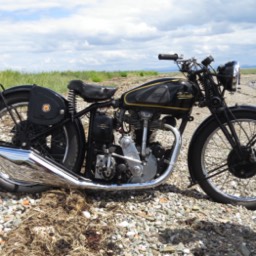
top-left (1, 189), bottom-right (118, 256)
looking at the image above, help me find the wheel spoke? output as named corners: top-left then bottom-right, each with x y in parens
top-left (203, 167), bottom-right (229, 181)
top-left (207, 163), bottom-right (229, 176)
top-left (214, 130), bottom-right (231, 150)
top-left (201, 117), bottom-right (256, 202)
top-left (247, 134), bottom-right (256, 147)
top-left (218, 172), bottom-right (232, 193)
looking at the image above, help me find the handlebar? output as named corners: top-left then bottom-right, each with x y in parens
top-left (159, 53), bottom-right (214, 65)
top-left (158, 53), bottom-right (179, 61)
top-left (158, 53), bottom-right (215, 75)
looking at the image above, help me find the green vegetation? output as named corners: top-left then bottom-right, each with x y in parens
top-left (1, 68), bottom-right (254, 94)
top-left (240, 68), bottom-right (256, 75)
top-left (0, 70), bottom-right (159, 94)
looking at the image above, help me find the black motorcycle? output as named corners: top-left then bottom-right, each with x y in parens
top-left (0, 54), bottom-right (255, 209)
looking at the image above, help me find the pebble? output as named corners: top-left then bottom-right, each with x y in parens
top-left (82, 210), bottom-right (91, 219)
top-left (239, 243), bottom-right (251, 256)
top-left (0, 191), bottom-right (41, 248)
top-left (118, 220), bottom-right (130, 228)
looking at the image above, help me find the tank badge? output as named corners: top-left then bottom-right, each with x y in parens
top-left (42, 104), bottom-right (51, 112)
top-left (177, 92), bottom-right (193, 99)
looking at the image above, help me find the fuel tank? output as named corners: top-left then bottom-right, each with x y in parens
top-left (121, 78), bottom-right (198, 117)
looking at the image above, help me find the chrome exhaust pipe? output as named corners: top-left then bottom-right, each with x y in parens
top-left (0, 146), bottom-right (72, 188)
top-left (0, 125), bottom-right (181, 191)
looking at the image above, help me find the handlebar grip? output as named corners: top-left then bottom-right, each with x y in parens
top-left (158, 53), bottom-right (179, 61)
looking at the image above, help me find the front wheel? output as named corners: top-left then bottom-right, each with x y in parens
top-left (189, 110), bottom-right (256, 209)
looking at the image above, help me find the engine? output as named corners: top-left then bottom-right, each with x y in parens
top-left (90, 110), bottom-right (175, 183)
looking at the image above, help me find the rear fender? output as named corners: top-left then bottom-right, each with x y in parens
top-left (2, 85), bottom-right (33, 95)
top-left (3, 85), bottom-right (68, 125)
top-left (188, 104), bottom-right (256, 184)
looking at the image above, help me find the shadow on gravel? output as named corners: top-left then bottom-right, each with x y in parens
top-left (156, 184), bottom-right (209, 200)
top-left (159, 220), bottom-right (256, 255)
top-left (85, 183), bottom-right (209, 203)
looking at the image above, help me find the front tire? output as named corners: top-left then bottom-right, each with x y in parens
top-left (0, 91), bottom-right (84, 193)
top-left (189, 110), bottom-right (256, 209)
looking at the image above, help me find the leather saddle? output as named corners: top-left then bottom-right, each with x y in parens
top-left (68, 80), bottom-right (117, 102)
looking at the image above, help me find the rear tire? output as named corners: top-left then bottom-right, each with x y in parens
top-left (188, 110), bottom-right (256, 209)
top-left (0, 92), bottom-right (84, 193)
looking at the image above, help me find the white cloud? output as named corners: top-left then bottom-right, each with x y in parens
top-left (0, 0), bottom-right (89, 11)
top-left (0, 0), bottom-right (255, 71)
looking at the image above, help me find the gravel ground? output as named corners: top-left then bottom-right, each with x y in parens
top-left (0, 74), bottom-right (256, 255)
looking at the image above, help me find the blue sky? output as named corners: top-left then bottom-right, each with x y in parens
top-left (0, 0), bottom-right (256, 72)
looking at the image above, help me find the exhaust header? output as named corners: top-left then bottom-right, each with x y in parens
top-left (0, 125), bottom-right (181, 191)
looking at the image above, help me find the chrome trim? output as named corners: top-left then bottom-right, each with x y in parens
top-left (0, 146), bottom-right (69, 187)
top-left (111, 152), bottom-right (142, 164)
top-left (0, 124), bottom-right (181, 190)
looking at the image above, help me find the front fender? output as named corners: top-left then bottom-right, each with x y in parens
top-left (187, 104), bottom-right (256, 184)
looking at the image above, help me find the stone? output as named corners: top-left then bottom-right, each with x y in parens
top-left (238, 243), bottom-right (251, 256)
top-left (82, 210), bottom-right (91, 219)
top-left (160, 245), bottom-right (176, 253)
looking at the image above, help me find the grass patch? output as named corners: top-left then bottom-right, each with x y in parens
top-left (0, 70), bottom-right (159, 93)
top-left (240, 68), bottom-right (256, 75)
top-left (1, 68), bottom-right (255, 94)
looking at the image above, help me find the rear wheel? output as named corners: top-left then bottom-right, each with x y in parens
top-left (189, 111), bottom-right (256, 209)
top-left (0, 92), bottom-right (84, 193)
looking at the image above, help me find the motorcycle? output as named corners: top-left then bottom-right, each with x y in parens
top-left (0, 53), bottom-right (255, 209)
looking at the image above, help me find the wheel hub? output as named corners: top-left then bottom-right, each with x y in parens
top-left (228, 146), bottom-right (256, 179)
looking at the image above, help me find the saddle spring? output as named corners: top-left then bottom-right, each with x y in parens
top-left (68, 89), bottom-right (77, 120)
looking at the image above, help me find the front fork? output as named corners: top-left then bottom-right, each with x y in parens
top-left (213, 107), bottom-right (245, 160)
